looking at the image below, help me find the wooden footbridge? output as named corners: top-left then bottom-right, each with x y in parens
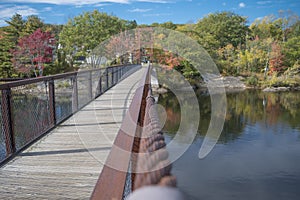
top-left (0, 64), bottom-right (178, 199)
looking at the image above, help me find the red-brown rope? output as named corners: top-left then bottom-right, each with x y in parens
top-left (133, 92), bottom-right (176, 190)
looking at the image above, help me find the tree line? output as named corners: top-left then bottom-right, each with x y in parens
top-left (0, 10), bottom-right (299, 87)
top-left (0, 11), bottom-right (137, 78)
top-left (152, 11), bottom-right (300, 87)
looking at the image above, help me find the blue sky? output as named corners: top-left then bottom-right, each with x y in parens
top-left (0, 0), bottom-right (299, 27)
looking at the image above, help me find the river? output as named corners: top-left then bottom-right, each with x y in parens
top-left (158, 89), bottom-right (300, 200)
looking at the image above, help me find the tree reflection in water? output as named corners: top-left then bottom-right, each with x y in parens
top-left (158, 89), bottom-right (300, 143)
top-left (157, 89), bottom-right (300, 200)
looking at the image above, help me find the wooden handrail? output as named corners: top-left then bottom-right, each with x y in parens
top-left (91, 64), bottom-right (151, 200)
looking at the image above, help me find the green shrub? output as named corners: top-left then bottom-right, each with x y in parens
top-left (245, 75), bottom-right (258, 86)
top-left (262, 73), bottom-right (300, 88)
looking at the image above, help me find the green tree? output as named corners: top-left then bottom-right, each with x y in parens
top-left (283, 36), bottom-right (300, 68)
top-left (150, 21), bottom-right (177, 30)
top-left (0, 14), bottom-right (25, 78)
top-left (160, 21), bottom-right (177, 30)
top-left (59, 10), bottom-right (131, 68)
top-left (195, 12), bottom-right (248, 49)
top-left (278, 10), bottom-right (299, 42)
top-left (123, 20), bottom-right (137, 30)
top-left (192, 12), bottom-right (248, 73)
top-left (0, 28), bottom-right (15, 77)
top-left (237, 38), bottom-right (272, 74)
top-left (4, 13), bottom-right (25, 42)
top-left (288, 20), bottom-right (300, 38)
top-left (217, 44), bottom-right (238, 75)
top-left (250, 15), bottom-right (284, 41)
top-left (22, 15), bottom-right (44, 36)
top-left (250, 11), bottom-right (299, 42)
top-left (281, 15), bottom-right (300, 72)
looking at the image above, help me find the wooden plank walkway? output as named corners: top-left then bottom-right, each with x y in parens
top-left (0, 67), bottom-right (145, 199)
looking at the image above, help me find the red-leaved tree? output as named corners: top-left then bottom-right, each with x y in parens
top-left (269, 42), bottom-right (286, 74)
top-left (12, 28), bottom-right (55, 77)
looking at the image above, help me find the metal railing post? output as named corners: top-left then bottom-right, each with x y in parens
top-left (72, 76), bottom-right (78, 112)
top-left (118, 66), bottom-right (123, 82)
top-left (88, 71), bottom-right (93, 100)
top-left (111, 67), bottom-right (115, 86)
top-left (48, 80), bottom-right (56, 125)
top-left (116, 67), bottom-right (118, 83)
top-left (106, 68), bottom-right (109, 90)
top-left (99, 76), bottom-right (102, 95)
top-left (111, 68), bottom-right (114, 86)
top-left (115, 67), bottom-right (117, 83)
top-left (1, 89), bottom-right (16, 156)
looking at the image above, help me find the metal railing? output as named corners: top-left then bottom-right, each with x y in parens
top-left (0, 64), bottom-right (141, 164)
top-left (91, 64), bottom-right (176, 200)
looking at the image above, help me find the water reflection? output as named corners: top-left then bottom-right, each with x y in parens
top-left (159, 90), bottom-right (300, 141)
top-left (158, 90), bottom-right (300, 200)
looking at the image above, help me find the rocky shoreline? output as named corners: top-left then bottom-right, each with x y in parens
top-left (262, 86), bottom-right (300, 92)
top-left (152, 75), bottom-right (300, 94)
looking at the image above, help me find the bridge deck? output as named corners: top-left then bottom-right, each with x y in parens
top-left (0, 68), bottom-right (145, 199)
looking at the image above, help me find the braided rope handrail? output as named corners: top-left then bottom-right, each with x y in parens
top-left (133, 89), bottom-right (177, 190)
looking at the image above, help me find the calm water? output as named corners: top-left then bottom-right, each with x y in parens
top-left (158, 89), bottom-right (300, 200)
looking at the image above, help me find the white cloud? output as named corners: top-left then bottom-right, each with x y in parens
top-left (143, 13), bottom-right (171, 17)
top-left (0, 0), bottom-right (171, 5)
top-left (0, 0), bottom-right (130, 5)
top-left (222, 2), bottom-right (226, 6)
top-left (0, 5), bottom-right (39, 26)
top-left (239, 2), bottom-right (246, 8)
top-left (0, 5), bottom-right (38, 18)
top-left (94, 3), bottom-right (111, 7)
top-left (52, 13), bottom-right (65, 17)
top-left (43, 7), bottom-right (53, 11)
top-left (257, 1), bottom-right (272, 5)
top-left (136, 0), bottom-right (169, 3)
top-left (128, 8), bottom-right (152, 12)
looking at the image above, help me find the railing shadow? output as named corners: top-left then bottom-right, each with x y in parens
top-left (19, 147), bottom-right (112, 157)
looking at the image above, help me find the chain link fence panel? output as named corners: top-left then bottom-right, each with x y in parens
top-left (77, 71), bottom-right (92, 109)
top-left (0, 92), bottom-right (6, 162)
top-left (54, 78), bottom-right (73, 124)
top-left (11, 82), bottom-right (51, 151)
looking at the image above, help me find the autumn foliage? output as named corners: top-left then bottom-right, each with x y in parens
top-left (12, 28), bottom-right (55, 77)
top-left (269, 42), bottom-right (286, 74)
top-left (154, 49), bottom-right (182, 70)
